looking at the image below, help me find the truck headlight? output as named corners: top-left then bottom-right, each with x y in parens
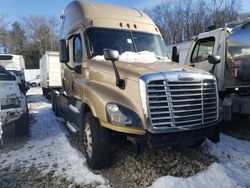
top-left (106, 103), bottom-right (143, 128)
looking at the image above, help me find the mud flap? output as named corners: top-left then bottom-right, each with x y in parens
top-left (208, 127), bottom-right (220, 143)
top-left (223, 95), bottom-right (234, 122)
top-left (0, 123), bottom-right (3, 148)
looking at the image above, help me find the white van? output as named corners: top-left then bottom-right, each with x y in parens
top-left (40, 51), bottom-right (62, 96)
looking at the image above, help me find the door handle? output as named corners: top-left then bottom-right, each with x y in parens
top-left (190, 64), bottom-right (195, 67)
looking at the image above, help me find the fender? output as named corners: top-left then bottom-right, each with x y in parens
top-left (75, 79), bottom-right (138, 123)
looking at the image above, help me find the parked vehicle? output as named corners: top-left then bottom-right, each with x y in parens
top-left (40, 51), bottom-right (62, 96)
top-left (28, 75), bottom-right (40, 87)
top-left (0, 65), bottom-right (29, 147)
top-left (0, 54), bottom-right (29, 94)
top-left (171, 18), bottom-right (250, 121)
top-left (53, 1), bottom-right (220, 169)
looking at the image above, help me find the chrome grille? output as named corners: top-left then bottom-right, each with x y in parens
top-left (147, 79), bottom-right (218, 128)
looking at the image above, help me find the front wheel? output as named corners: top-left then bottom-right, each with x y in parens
top-left (31, 83), bottom-right (37, 87)
top-left (15, 107), bottom-right (29, 137)
top-left (83, 112), bottom-right (111, 169)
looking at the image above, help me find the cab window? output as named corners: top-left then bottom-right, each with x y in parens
top-left (191, 37), bottom-right (215, 63)
top-left (73, 35), bottom-right (82, 63)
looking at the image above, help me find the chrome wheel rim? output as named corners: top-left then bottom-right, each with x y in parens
top-left (84, 122), bottom-right (92, 158)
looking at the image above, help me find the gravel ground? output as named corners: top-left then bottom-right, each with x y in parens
top-left (69, 134), bottom-right (216, 188)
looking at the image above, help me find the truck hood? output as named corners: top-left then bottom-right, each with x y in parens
top-left (91, 60), bottom-right (210, 81)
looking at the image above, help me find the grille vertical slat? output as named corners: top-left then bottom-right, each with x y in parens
top-left (147, 79), bottom-right (218, 128)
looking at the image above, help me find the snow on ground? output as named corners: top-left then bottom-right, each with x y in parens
top-left (92, 51), bottom-right (170, 63)
top-left (151, 134), bottom-right (250, 188)
top-left (0, 87), bottom-right (107, 187)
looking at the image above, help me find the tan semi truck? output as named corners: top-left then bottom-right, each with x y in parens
top-left (53, 1), bottom-right (220, 169)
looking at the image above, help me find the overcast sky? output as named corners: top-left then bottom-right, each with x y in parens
top-left (0, 0), bottom-right (250, 23)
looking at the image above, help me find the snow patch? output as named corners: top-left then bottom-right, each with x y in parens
top-left (152, 134), bottom-right (250, 188)
top-left (0, 88), bottom-right (107, 186)
top-left (151, 163), bottom-right (240, 188)
top-left (92, 51), bottom-right (169, 63)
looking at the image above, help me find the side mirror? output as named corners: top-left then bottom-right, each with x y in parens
top-left (59, 39), bottom-right (69, 63)
top-left (172, 46), bottom-right (180, 63)
top-left (208, 55), bottom-right (221, 65)
top-left (103, 49), bottom-right (125, 89)
top-left (104, 49), bottom-right (119, 62)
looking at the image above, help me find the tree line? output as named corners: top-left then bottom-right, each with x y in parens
top-left (0, 15), bottom-right (60, 69)
top-left (0, 0), bottom-right (243, 68)
top-left (146, 0), bottom-right (241, 44)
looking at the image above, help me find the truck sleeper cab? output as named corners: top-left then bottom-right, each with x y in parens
top-left (54, 0), bottom-right (220, 169)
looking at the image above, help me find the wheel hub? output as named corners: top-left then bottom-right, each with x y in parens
top-left (84, 122), bottom-right (92, 158)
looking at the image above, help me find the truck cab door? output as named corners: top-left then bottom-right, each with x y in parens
top-left (187, 31), bottom-right (222, 74)
top-left (64, 28), bottom-right (88, 97)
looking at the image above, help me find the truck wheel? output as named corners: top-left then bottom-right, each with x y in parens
top-left (83, 112), bottom-right (111, 169)
top-left (53, 93), bottom-right (59, 117)
top-left (51, 91), bottom-right (55, 112)
top-left (191, 139), bottom-right (205, 148)
top-left (42, 87), bottom-right (47, 96)
top-left (31, 83), bottom-right (37, 87)
top-left (0, 138), bottom-right (3, 149)
top-left (15, 109), bottom-right (29, 137)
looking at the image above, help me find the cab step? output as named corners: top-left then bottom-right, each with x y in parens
top-left (66, 121), bottom-right (80, 133)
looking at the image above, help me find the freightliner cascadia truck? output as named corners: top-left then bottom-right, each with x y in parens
top-left (52, 0), bottom-right (220, 169)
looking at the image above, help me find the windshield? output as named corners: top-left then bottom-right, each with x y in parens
top-left (0, 66), bottom-right (15, 80)
top-left (87, 29), bottom-right (167, 59)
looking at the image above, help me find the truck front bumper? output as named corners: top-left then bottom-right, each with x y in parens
top-left (127, 124), bottom-right (220, 148)
top-left (148, 124), bottom-right (219, 148)
top-left (0, 107), bottom-right (24, 126)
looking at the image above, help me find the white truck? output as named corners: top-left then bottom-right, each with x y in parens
top-left (171, 18), bottom-right (250, 121)
top-left (0, 54), bottom-right (29, 94)
top-left (40, 51), bottom-right (62, 96)
top-left (0, 65), bottom-right (29, 147)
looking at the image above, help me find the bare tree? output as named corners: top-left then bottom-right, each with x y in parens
top-left (0, 14), bottom-right (8, 53)
top-left (201, 0), bottom-right (240, 27)
top-left (22, 15), bottom-right (60, 55)
top-left (146, 0), bottom-right (241, 44)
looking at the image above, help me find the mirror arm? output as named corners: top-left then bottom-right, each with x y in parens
top-left (209, 64), bottom-right (216, 74)
top-left (111, 60), bottom-right (125, 90)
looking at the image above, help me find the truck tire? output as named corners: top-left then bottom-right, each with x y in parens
top-left (83, 112), bottom-right (111, 169)
top-left (42, 87), bottom-right (47, 96)
top-left (0, 138), bottom-right (3, 149)
top-left (31, 83), bottom-right (37, 87)
top-left (15, 109), bottom-right (29, 137)
top-left (191, 139), bottom-right (205, 148)
top-left (51, 91), bottom-right (59, 117)
top-left (51, 91), bottom-right (55, 112)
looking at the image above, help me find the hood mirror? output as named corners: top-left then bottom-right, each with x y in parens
top-left (104, 49), bottom-right (119, 62)
top-left (103, 49), bottom-right (125, 90)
